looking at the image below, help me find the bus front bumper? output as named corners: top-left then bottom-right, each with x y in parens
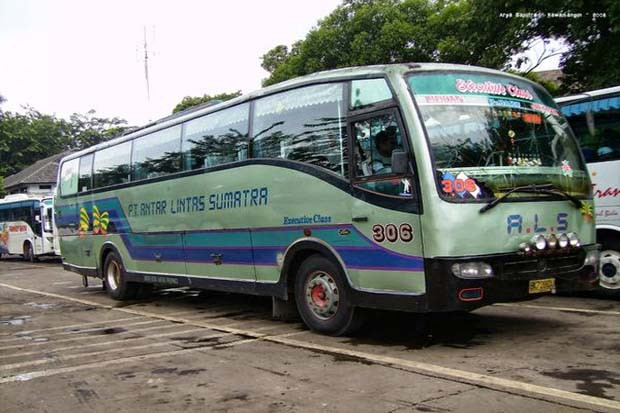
top-left (423, 244), bottom-right (600, 312)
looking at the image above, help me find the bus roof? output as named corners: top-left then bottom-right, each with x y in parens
top-left (0, 194), bottom-right (43, 206)
top-left (556, 85), bottom-right (620, 104)
top-left (59, 63), bottom-right (548, 163)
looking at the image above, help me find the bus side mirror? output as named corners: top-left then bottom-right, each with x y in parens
top-left (391, 150), bottom-right (408, 175)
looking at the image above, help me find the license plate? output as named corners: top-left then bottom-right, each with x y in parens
top-left (528, 278), bottom-right (555, 294)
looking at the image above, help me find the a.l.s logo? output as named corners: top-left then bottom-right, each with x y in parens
top-left (506, 213), bottom-right (568, 234)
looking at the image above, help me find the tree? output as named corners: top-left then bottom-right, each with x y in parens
top-left (172, 91), bottom-right (242, 114)
top-left (0, 108), bottom-right (70, 177)
top-left (0, 106), bottom-right (130, 179)
top-left (67, 110), bottom-right (128, 150)
top-left (261, 0), bottom-right (619, 93)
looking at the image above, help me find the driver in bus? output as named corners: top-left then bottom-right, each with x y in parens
top-left (369, 126), bottom-right (398, 174)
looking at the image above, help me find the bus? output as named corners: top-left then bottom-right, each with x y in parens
top-left (0, 194), bottom-right (59, 261)
top-left (56, 63), bottom-right (599, 335)
top-left (556, 86), bottom-right (620, 291)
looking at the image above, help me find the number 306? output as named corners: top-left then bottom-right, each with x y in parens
top-left (372, 223), bottom-right (414, 243)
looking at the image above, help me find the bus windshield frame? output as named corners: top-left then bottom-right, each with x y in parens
top-left (407, 71), bottom-right (591, 203)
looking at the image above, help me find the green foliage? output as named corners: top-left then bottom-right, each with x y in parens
top-left (261, 0), bottom-right (619, 93)
top-left (0, 103), bottom-right (129, 179)
top-left (67, 110), bottom-right (128, 149)
top-left (0, 175), bottom-right (5, 196)
top-left (172, 91), bottom-right (242, 114)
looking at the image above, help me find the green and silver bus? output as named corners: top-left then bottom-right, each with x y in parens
top-left (56, 63), bottom-right (599, 335)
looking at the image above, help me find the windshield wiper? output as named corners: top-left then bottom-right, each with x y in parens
top-left (531, 186), bottom-right (583, 210)
top-left (479, 183), bottom-right (582, 213)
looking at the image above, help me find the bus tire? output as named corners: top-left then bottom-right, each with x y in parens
top-left (599, 237), bottom-right (620, 294)
top-left (294, 254), bottom-right (363, 336)
top-left (103, 251), bottom-right (138, 301)
top-left (23, 242), bottom-right (35, 263)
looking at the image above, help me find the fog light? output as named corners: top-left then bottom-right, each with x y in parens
top-left (532, 234), bottom-right (547, 250)
top-left (568, 232), bottom-right (580, 247)
top-left (519, 242), bottom-right (531, 253)
top-left (546, 234), bottom-right (558, 249)
top-left (558, 233), bottom-right (569, 248)
top-left (451, 262), bottom-right (494, 279)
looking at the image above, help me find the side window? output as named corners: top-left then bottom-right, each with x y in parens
top-left (78, 154), bottom-right (93, 192)
top-left (59, 158), bottom-right (79, 196)
top-left (590, 109), bottom-right (620, 162)
top-left (93, 141), bottom-right (132, 188)
top-left (564, 106), bottom-right (620, 163)
top-left (252, 83), bottom-right (348, 177)
top-left (352, 112), bottom-right (412, 197)
top-left (182, 104), bottom-right (249, 171)
top-left (350, 78), bottom-right (393, 110)
top-left (132, 125), bottom-right (182, 180)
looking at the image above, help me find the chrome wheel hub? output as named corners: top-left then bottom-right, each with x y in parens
top-left (305, 271), bottom-right (339, 320)
top-left (600, 250), bottom-right (620, 290)
top-left (106, 261), bottom-right (121, 291)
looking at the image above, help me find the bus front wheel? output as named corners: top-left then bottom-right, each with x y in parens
top-left (294, 255), bottom-right (363, 336)
top-left (599, 240), bottom-right (620, 292)
top-left (103, 251), bottom-right (138, 300)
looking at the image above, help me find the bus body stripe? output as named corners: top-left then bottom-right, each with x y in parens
top-left (57, 197), bottom-right (423, 272)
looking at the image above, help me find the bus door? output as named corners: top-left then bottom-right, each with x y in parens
top-left (56, 158), bottom-right (80, 264)
top-left (40, 199), bottom-right (55, 255)
top-left (76, 154), bottom-right (95, 266)
top-left (348, 110), bottom-right (425, 293)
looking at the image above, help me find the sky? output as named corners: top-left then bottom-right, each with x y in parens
top-left (0, 0), bottom-right (341, 125)
top-left (0, 0), bottom-right (564, 127)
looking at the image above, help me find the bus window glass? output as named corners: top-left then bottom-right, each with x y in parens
top-left (93, 141), bottom-right (132, 188)
top-left (350, 78), bottom-right (393, 109)
top-left (78, 154), bottom-right (94, 192)
top-left (182, 104), bottom-right (249, 170)
top-left (132, 125), bottom-right (182, 180)
top-left (59, 158), bottom-right (79, 196)
top-left (353, 113), bottom-right (410, 196)
top-left (564, 107), bottom-right (620, 163)
top-left (409, 73), bottom-right (590, 200)
top-left (252, 83), bottom-right (348, 177)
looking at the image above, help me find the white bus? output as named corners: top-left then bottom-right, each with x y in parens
top-left (557, 86), bottom-right (620, 290)
top-left (0, 194), bottom-right (60, 261)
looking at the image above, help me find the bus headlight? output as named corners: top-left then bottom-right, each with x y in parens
top-left (568, 232), bottom-right (580, 247)
top-left (558, 233), bottom-right (569, 248)
top-left (451, 262), bottom-right (494, 279)
top-left (532, 235), bottom-right (547, 251)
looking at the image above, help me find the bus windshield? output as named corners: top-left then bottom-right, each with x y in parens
top-left (408, 72), bottom-right (590, 201)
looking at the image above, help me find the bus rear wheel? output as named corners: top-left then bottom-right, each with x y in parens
top-left (294, 255), bottom-right (363, 336)
top-left (23, 242), bottom-right (35, 263)
top-left (103, 251), bottom-right (138, 300)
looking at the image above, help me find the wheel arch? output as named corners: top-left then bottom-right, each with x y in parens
top-left (597, 228), bottom-right (620, 250)
top-left (278, 237), bottom-right (352, 299)
top-left (98, 241), bottom-right (123, 278)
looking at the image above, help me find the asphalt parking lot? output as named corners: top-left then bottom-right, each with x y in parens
top-left (1, 258), bottom-right (620, 412)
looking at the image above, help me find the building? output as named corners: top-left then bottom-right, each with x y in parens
top-left (2, 151), bottom-right (72, 196)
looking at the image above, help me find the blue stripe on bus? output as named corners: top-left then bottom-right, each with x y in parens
top-left (58, 197), bottom-right (423, 272)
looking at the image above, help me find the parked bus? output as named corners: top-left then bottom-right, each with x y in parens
top-left (0, 194), bottom-right (59, 261)
top-left (556, 86), bottom-right (620, 291)
top-left (56, 64), bottom-right (599, 335)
